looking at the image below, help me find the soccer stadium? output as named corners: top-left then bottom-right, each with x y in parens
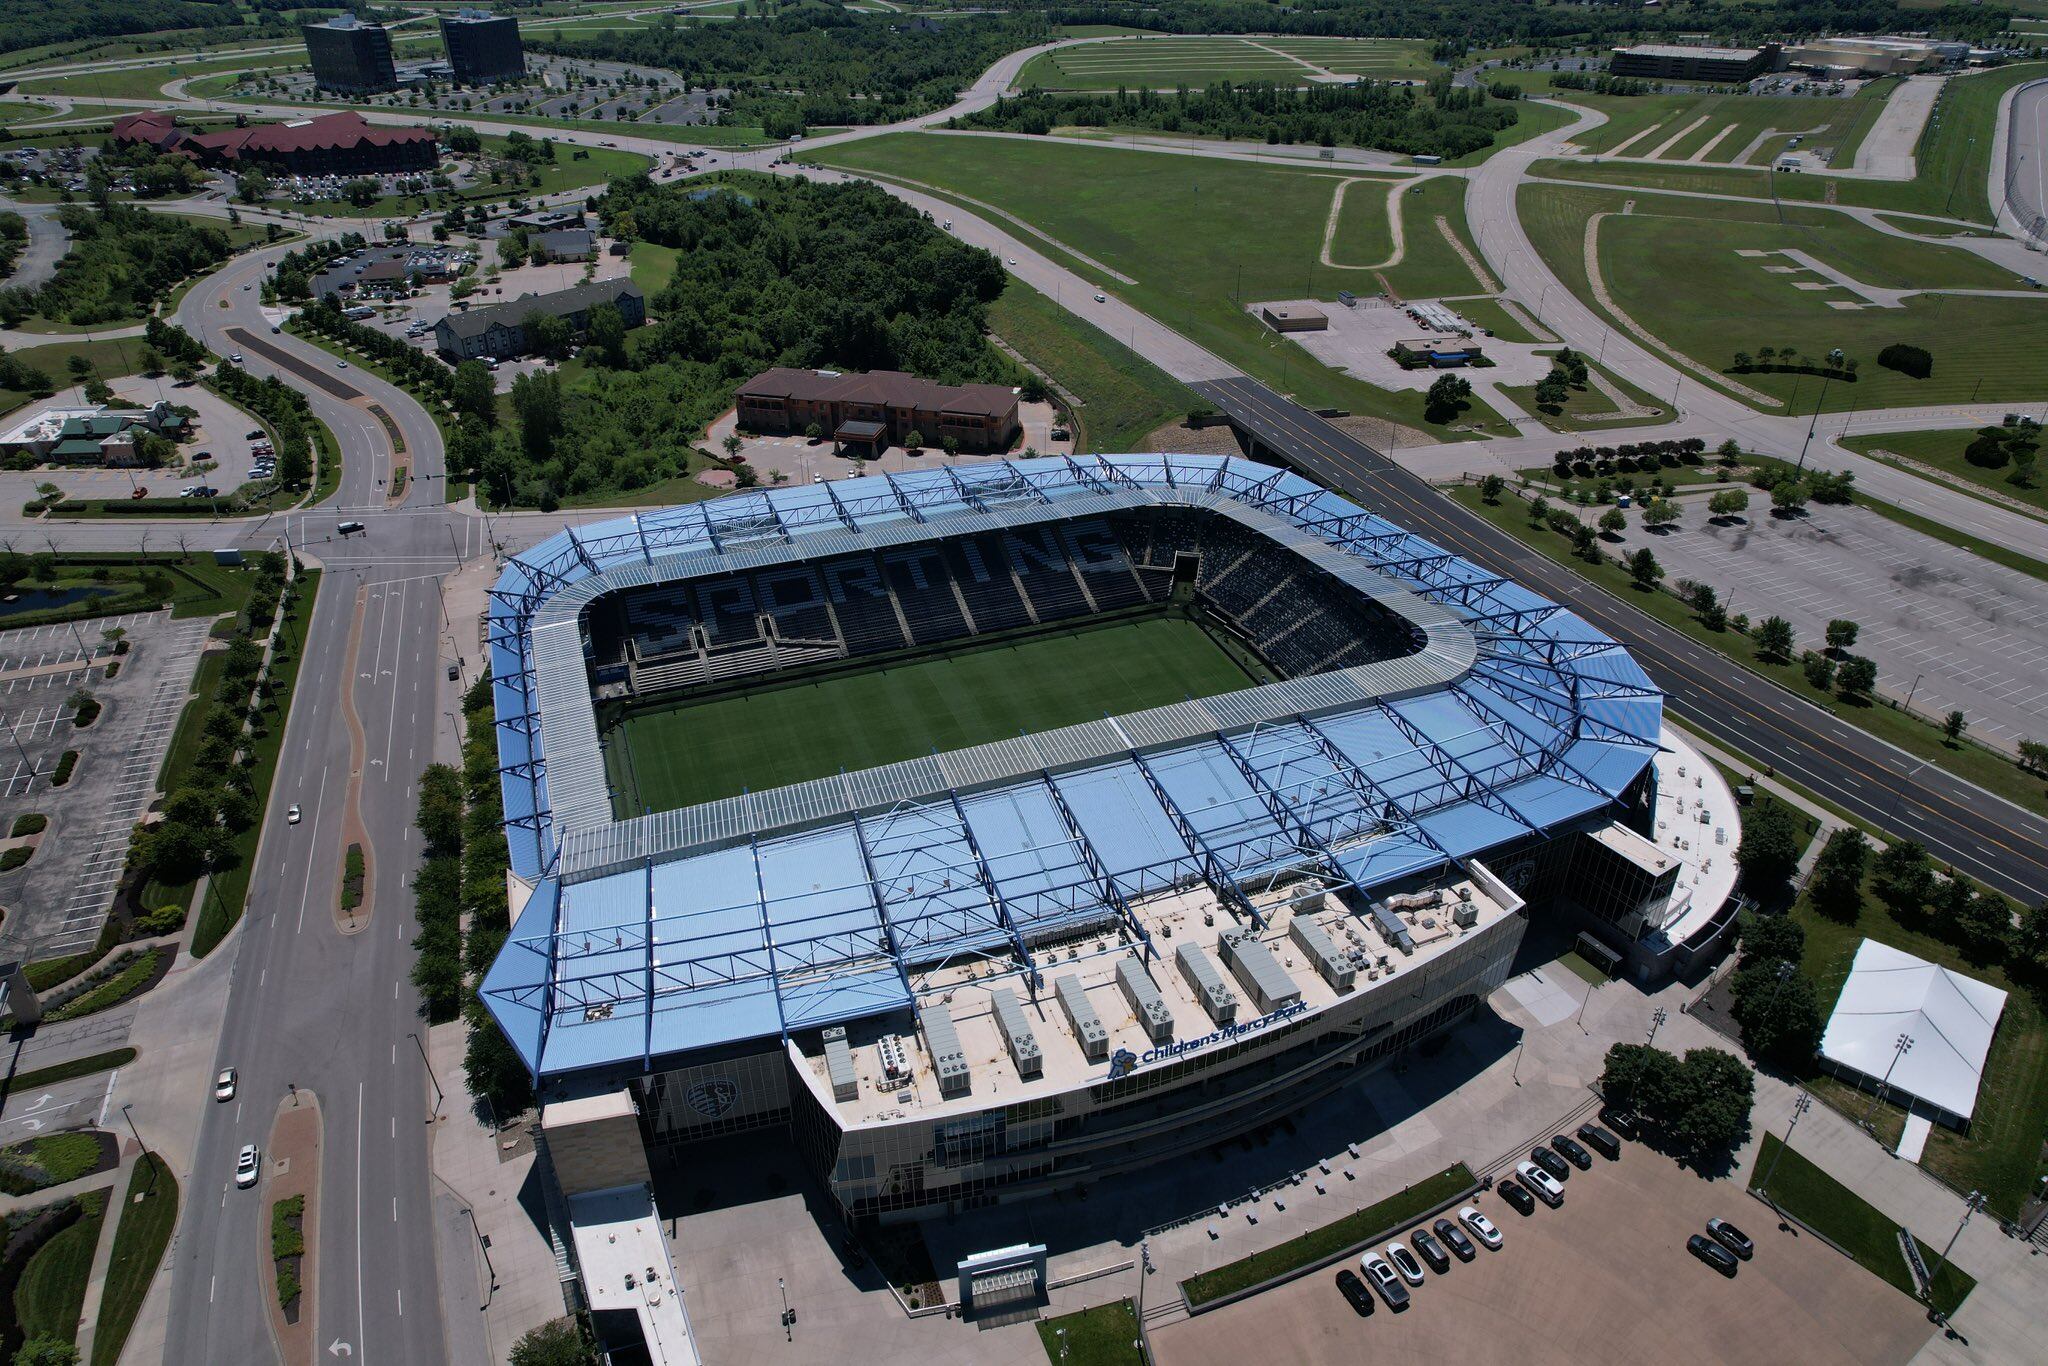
top-left (482, 454), bottom-right (1714, 1240)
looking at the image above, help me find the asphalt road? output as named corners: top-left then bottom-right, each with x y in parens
top-left (2001, 78), bottom-right (2048, 244)
top-left (157, 243), bottom-right (467, 1366)
top-left (1196, 375), bottom-right (2048, 905)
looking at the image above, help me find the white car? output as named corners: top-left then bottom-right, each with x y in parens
top-left (242, 283), bottom-right (251, 291)
top-left (229, 353), bottom-right (244, 364)
top-left (337, 360), bottom-right (349, 369)
top-left (214, 1067), bottom-right (237, 1102)
top-left (1093, 292), bottom-right (1107, 303)
top-left (235, 1144), bottom-right (261, 1189)
top-left (287, 804), bottom-right (302, 825)
top-left (1458, 1205), bottom-right (1503, 1250)
top-left (1516, 1160), bottom-right (1565, 1207)
top-left (1385, 1241), bottom-right (1425, 1286)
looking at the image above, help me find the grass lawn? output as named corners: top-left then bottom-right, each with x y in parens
top-left (1017, 35), bottom-right (1436, 91)
top-left (1499, 354), bottom-right (1676, 432)
top-left (15, 1189), bottom-right (107, 1348)
top-left (809, 133), bottom-right (1497, 435)
top-left (1517, 182), bottom-right (2048, 414)
top-left (16, 50), bottom-right (290, 102)
top-left (0, 338), bottom-right (155, 420)
top-left (988, 277), bottom-right (1200, 450)
top-left (1035, 1300), bottom-right (1142, 1365)
top-left (90, 1154), bottom-right (178, 1366)
top-left (1788, 878), bottom-right (2048, 1220)
top-left (1451, 296), bottom-right (1544, 343)
top-left (1842, 427), bottom-right (2048, 517)
top-left (628, 240), bottom-right (682, 296)
top-left (610, 613), bottom-right (1258, 814)
top-left (1181, 1164), bottom-right (1475, 1305)
top-left (1566, 90), bottom-right (1876, 165)
top-left (1446, 485), bottom-right (2048, 817)
top-left (1540, 63), bottom-right (2048, 222)
top-left (0, 1050), bottom-right (136, 1098)
top-left (1379, 173), bottom-right (1495, 299)
top-left (1750, 1135), bottom-right (1975, 1314)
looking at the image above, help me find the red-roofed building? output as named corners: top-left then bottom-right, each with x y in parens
top-left (113, 111), bottom-right (438, 177)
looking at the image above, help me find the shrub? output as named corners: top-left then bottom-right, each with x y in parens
top-left (1876, 343), bottom-right (1932, 379)
top-left (10, 814), bottom-right (47, 838)
top-left (0, 846), bottom-right (31, 872)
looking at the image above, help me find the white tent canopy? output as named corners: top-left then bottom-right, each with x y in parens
top-left (1818, 939), bottom-right (2007, 1123)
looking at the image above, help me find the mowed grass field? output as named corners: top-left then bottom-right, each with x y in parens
top-left (609, 615), bottom-right (1256, 813)
top-left (1567, 88), bottom-right (1884, 166)
top-left (1018, 35), bottom-right (1437, 91)
top-left (987, 278), bottom-right (1200, 450)
top-left (1518, 182), bottom-right (2048, 412)
top-left (809, 133), bottom-right (1497, 433)
top-left (1843, 427), bottom-right (2048, 514)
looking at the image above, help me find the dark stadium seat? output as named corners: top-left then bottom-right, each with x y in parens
top-left (822, 555), bottom-right (910, 656)
top-left (881, 547), bottom-right (970, 644)
top-left (1002, 526), bottom-right (1092, 622)
top-left (946, 536), bottom-right (1034, 634)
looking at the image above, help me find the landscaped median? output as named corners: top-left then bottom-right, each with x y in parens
top-left (1749, 1133), bottom-right (1974, 1316)
top-left (1179, 1162), bottom-right (1476, 1308)
top-left (91, 1153), bottom-right (178, 1366)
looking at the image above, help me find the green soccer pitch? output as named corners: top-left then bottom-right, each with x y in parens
top-left (605, 614), bottom-right (1261, 816)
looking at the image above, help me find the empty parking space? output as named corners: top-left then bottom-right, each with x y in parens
top-left (1154, 1143), bottom-right (1931, 1366)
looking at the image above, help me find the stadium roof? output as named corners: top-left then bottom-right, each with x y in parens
top-left (481, 454), bottom-right (1664, 1080)
top-left (1819, 938), bottom-right (2007, 1122)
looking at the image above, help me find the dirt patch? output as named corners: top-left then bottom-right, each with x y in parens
top-left (1142, 420), bottom-right (1242, 456)
top-left (261, 1091), bottom-right (322, 1363)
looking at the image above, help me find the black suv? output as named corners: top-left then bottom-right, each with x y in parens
top-left (1432, 1218), bottom-right (1477, 1261)
top-left (1335, 1268), bottom-right (1376, 1317)
top-left (1577, 1123), bottom-right (1623, 1161)
top-left (1411, 1228), bottom-right (1451, 1274)
top-left (1497, 1176), bottom-right (1537, 1215)
top-left (1551, 1134), bottom-right (1593, 1170)
top-left (1531, 1145), bottom-right (1571, 1181)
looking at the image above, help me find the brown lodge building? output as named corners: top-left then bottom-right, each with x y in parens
top-left (736, 368), bottom-right (1021, 455)
top-left (112, 111), bottom-right (437, 178)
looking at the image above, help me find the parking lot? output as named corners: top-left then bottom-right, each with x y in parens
top-left (1153, 1138), bottom-right (1933, 1366)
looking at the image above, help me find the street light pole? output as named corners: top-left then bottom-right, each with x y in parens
top-left (1862, 1032), bottom-right (1915, 1132)
top-left (408, 1031), bottom-right (444, 1117)
top-left (1924, 1189), bottom-right (1983, 1318)
top-left (120, 1103), bottom-right (158, 1194)
top-left (464, 1206), bottom-right (498, 1297)
top-left (1758, 1091), bottom-right (1811, 1227)
top-left (1647, 1006), bottom-right (1668, 1048)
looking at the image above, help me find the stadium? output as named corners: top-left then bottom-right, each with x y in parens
top-left (482, 454), bottom-right (1707, 1235)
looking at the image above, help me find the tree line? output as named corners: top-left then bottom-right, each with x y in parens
top-left (964, 77), bottom-right (1523, 159)
top-left (0, 203), bottom-right (233, 328)
top-left (447, 175), bottom-right (1011, 509)
top-left (0, 0), bottom-right (241, 57)
top-left (528, 9), bottom-right (1051, 139)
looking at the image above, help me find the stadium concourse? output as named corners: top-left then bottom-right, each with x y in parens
top-left (479, 454), bottom-right (1722, 1351)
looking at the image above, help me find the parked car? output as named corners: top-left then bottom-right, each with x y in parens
top-left (1359, 1252), bottom-right (1409, 1309)
top-left (1334, 1268), bottom-right (1375, 1317)
top-left (1706, 1218), bottom-right (1754, 1261)
top-left (1433, 1217), bottom-right (1477, 1261)
top-left (1687, 1233), bottom-right (1739, 1277)
top-left (1516, 1161), bottom-right (1565, 1207)
top-left (1578, 1123), bottom-right (1623, 1160)
top-left (1531, 1145), bottom-right (1571, 1182)
top-left (246, 429), bottom-right (265, 440)
top-left (1386, 1242), bottom-right (1425, 1286)
top-left (1551, 1134), bottom-right (1593, 1170)
top-left (1411, 1228), bottom-right (1450, 1274)
top-left (235, 1144), bottom-right (261, 1189)
top-left (214, 1068), bottom-right (237, 1101)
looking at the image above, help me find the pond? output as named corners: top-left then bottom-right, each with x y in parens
top-left (0, 585), bottom-right (114, 620)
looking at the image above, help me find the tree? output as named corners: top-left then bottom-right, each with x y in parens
top-left (1477, 473), bottom-right (1505, 503)
top-left (1627, 547), bottom-right (1663, 590)
top-left (498, 235), bottom-right (527, 269)
top-left (1835, 655), bottom-right (1877, 701)
top-left (1770, 479), bottom-right (1809, 515)
top-left (343, 179), bottom-right (379, 208)
top-left (1599, 1042), bottom-right (1681, 1121)
top-left (509, 371), bottom-right (563, 462)
top-left (452, 361), bottom-right (496, 423)
top-left (1872, 840), bottom-right (1933, 917)
top-left (1665, 1047), bottom-right (1755, 1155)
top-left (417, 763), bottom-right (465, 855)
top-left (1942, 710), bottom-right (1968, 745)
top-left (235, 170), bottom-right (270, 204)
top-left (586, 302), bottom-right (627, 367)
top-left (509, 1318), bottom-right (597, 1366)
top-left (1824, 619), bottom-right (1859, 652)
top-left (1734, 797), bottom-right (1802, 889)
top-left (1754, 615), bottom-right (1794, 662)
top-left (803, 421), bottom-right (823, 443)
top-left (1729, 958), bottom-right (1823, 1069)
top-left (1806, 827), bottom-right (1869, 923)
top-left (1598, 506), bottom-right (1626, 537)
top-left (903, 428), bottom-right (924, 452)
top-left (2020, 739), bottom-right (2048, 774)
top-left (523, 311), bottom-right (572, 361)
top-left (1716, 438), bottom-right (1742, 466)
top-left (1642, 497), bottom-right (1680, 529)
top-left (1800, 650), bottom-right (1835, 691)
top-left (12, 1338), bottom-right (80, 1366)
top-left (1424, 372), bottom-right (1472, 422)
top-left (1738, 911), bottom-right (1805, 966)
top-left (721, 433), bottom-right (743, 461)
top-left (1707, 487), bottom-right (1749, 521)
